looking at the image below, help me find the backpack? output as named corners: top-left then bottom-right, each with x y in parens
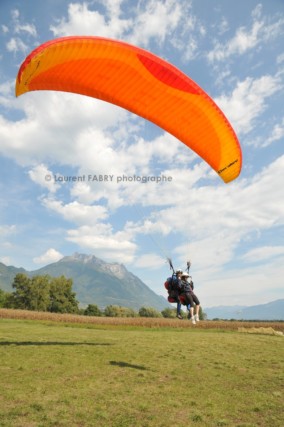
top-left (164, 277), bottom-right (172, 291)
top-left (164, 276), bottom-right (179, 303)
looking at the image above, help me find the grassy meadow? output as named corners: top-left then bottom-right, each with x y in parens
top-left (0, 311), bottom-right (283, 427)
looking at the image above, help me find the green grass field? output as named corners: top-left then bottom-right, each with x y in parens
top-left (0, 317), bottom-right (283, 427)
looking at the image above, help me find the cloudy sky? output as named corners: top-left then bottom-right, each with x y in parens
top-left (0, 0), bottom-right (283, 308)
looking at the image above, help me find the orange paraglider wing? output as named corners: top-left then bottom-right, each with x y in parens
top-left (15, 36), bottom-right (242, 183)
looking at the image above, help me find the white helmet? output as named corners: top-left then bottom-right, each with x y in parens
top-left (181, 272), bottom-right (189, 277)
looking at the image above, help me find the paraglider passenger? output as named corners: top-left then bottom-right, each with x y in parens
top-left (179, 272), bottom-right (201, 324)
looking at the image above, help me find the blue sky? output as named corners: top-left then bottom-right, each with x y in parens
top-left (0, 0), bottom-right (283, 307)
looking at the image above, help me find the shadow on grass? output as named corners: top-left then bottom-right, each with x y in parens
top-left (0, 341), bottom-right (113, 346)
top-left (109, 360), bottom-right (147, 370)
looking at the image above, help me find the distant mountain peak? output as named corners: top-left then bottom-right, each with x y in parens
top-left (61, 252), bottom-right (128, 279)
top-left (63, 253), bottom-right (98, 263)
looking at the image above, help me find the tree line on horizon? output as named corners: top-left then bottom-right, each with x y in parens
top-left (0, 273), bottom-right (206, 320)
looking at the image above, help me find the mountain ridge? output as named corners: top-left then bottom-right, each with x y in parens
top-left (0, 253), bottom-right (169, 311)
top-left (204, 299), bottom-right (284, 320)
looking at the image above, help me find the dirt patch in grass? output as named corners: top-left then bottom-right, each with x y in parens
top-left (238, 326), bottom-right (284, 336)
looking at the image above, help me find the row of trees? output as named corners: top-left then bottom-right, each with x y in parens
top-left (0, 273), bottom-right (78, 313)
top-left (0, 273), bottom-right (205, 319)
top-left (91, 304), bottom-right (205, 319)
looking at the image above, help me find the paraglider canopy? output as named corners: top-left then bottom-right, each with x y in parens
top-left (15, 36), bottom-right (242, 183)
